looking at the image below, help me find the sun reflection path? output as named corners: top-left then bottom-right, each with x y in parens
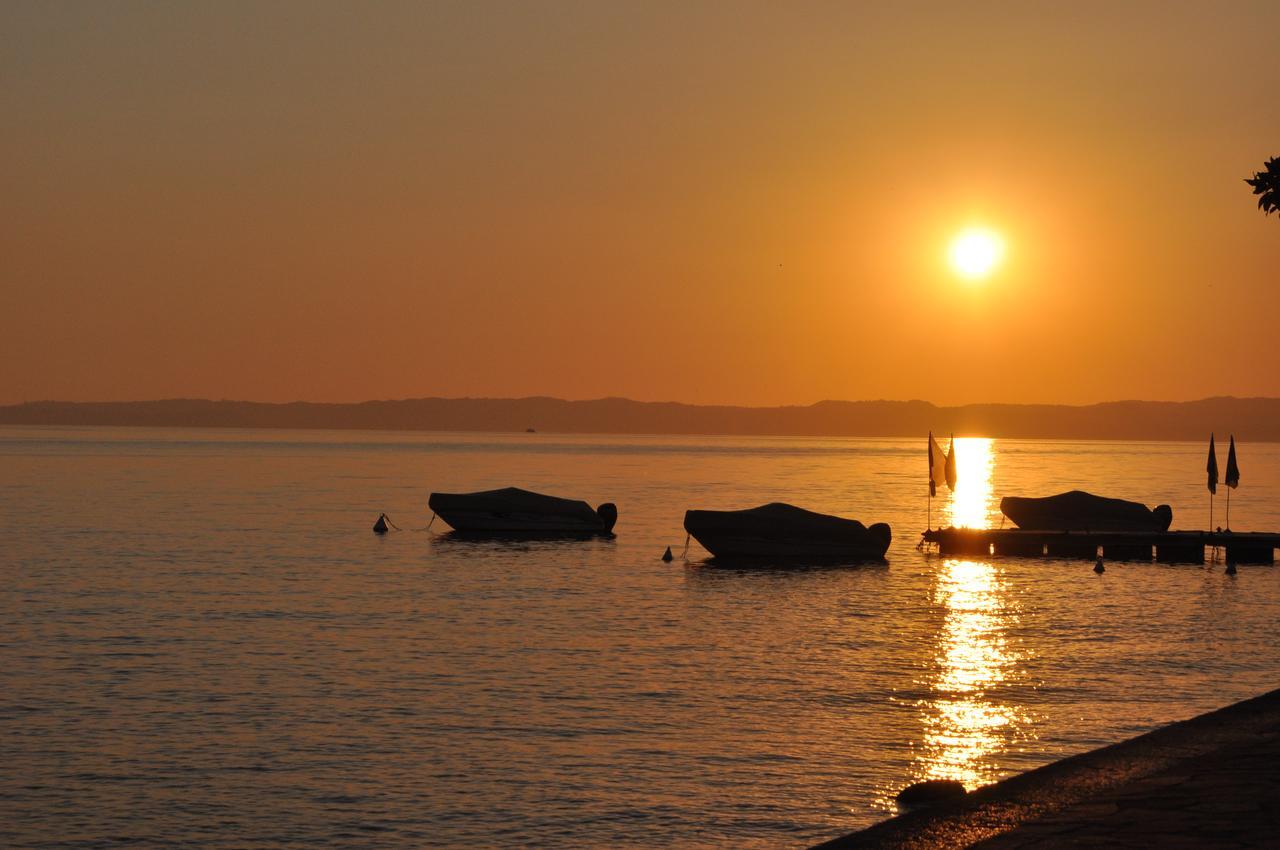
top-left (912, 558), bottom-right (1030, 789)
top-left (874, 438), bottom-right (1033, 801)
top-left (946, 437), bottom-right (995, 530)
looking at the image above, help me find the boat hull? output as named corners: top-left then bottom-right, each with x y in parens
top-left (683, 503), bottom-right (891, 563)
top-left (1000, 490), bottom-right (1172, 532)
top-left (428, 488), bottom-right (616, 536)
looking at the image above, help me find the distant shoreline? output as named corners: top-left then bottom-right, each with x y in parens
top-left (3, 396), bottom-right (1280, 442)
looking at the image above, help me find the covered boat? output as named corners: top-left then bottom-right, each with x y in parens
top-left (999, 490), bottom-right (1172, 532)
top-left (683, 503), bottom-right (891, 562)
top-left (428, 487), bottom-right (617, 536)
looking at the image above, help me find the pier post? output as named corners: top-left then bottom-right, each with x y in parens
top-left (992, 537), bottom-right (1045, 556)
top-left (1102, 543), bottom-right (1153, 561)
top-left (1156, 543), bottom-right (1205, 564)
top-left (938, 529), bottom-right (992, 557)
top-left (1046, 540), bottom-right (1099, 559)
top-left (1224, 544), bottom-right (1275, 565)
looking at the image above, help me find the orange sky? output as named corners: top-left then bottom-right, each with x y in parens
top-left (3, 2), bottom-right (1278, 407)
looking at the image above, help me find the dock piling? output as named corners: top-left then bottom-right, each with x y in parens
top-left (1155, 543), bottom-right (1205, 564)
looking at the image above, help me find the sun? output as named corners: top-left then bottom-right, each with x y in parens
top-left (948, 228), bottom-right (1005, 281)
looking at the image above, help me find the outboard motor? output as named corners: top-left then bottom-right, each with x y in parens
top-left (596, 503), bottom-right (618, 533)
top-left (1152, 505), bottom-right (1173, 531)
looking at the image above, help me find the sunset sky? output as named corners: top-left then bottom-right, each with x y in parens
top-left (3, 1), bottom-right (1278, 407)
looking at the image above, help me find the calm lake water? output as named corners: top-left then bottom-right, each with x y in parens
top-left (4, 427), bottom-right (1280, 849)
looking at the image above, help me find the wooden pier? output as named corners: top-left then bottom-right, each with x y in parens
top-left (920, 528), bottom-right (1279, 564)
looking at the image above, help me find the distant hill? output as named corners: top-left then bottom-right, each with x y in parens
top-left (2, 396), bottom-right (1279, 441)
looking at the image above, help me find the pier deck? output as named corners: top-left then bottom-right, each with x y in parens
top-left (920, 528), bottom-right (1279, 564)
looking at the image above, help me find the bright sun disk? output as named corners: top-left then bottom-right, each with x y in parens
top-left (949, 228), bottom-right (1005, 280)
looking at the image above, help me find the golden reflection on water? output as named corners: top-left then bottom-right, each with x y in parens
top-left (946, 437), bottom-right (995, 529)
top-left (914, 558), bottom-right (1027, 789)
top-left (914, 438), bottom-right (1029, 793)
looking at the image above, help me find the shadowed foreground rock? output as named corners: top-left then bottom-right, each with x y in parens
top-left (895, 780), bottom-right (967, 808)
top-left (811, 687), bottom-right (1280, 849)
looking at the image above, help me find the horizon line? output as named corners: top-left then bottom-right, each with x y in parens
top-left (4, 394), bottom-right (1278, 410)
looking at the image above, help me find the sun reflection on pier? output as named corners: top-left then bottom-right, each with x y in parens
top-left (946, 437), bottom-right (995, 529)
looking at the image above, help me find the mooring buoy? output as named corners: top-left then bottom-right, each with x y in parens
top-left (373, 513), bottom-right (389, 534)
top-left (1094, 557), bottom-right (1105, 574)
top-left (661, 546), bottom-right (673, 562)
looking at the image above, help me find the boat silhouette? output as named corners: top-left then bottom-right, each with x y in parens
top-left (428, 487), bottom-right (617, 537)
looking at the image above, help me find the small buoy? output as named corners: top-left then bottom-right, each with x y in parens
top-left (373, 513), bottom-right (389, 534)
top-left (661, 546), bottom-right (673, 562)
top-left (1094, 557), bottom-right (1105, 574)
top-left (1226, 562), bottom-right (1238, 575)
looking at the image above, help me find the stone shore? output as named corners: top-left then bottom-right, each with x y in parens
top-left (811, 687), bottom-right (1280, 849)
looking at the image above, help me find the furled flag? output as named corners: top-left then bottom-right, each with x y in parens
top-left (1207, 434), bottom-right (1218, 495)
top-left (1226, 435), bottom-right (1240, 489)
top-left (945, 433), bottom-right (957, 492)
top-left (928, 432), bottom-right (947, 497)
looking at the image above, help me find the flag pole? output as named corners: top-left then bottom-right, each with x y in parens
top-left (1210, 491), bottom-right (1215, 561)
top-left (1224, 434), bottom-right (1239, 532)
top-left (926, 432), bottom-right (933, 533)
top-left (1206, 433), bottom-right (1219, 557)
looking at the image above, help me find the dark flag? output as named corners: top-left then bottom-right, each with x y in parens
top-left (927, 432), bottom-right (939, 497)
top-left (1207, 434), bottom-right (1218, 495)
top-left (928, 432), bottom-right (948, 497)
top-left (945, 434), bottom-right (957, 491)
top-left (1226, 436), bottom-right (1240, 489)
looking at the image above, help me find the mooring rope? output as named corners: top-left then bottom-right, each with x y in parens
top-left (379, 513), bottom-right (438, 533)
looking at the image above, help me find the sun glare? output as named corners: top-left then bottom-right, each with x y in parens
top-left (948, 228), bottom-right (1005, 281)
